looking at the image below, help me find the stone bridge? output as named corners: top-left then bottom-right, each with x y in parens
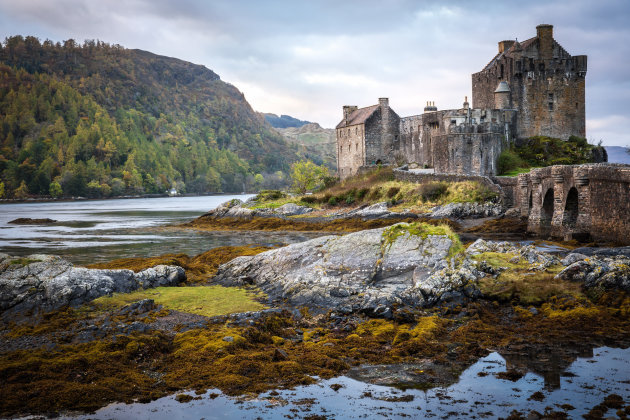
top-left (514, 164), bottom-right (630, 243)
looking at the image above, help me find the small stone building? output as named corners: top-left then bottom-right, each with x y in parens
top-left (336, 24), bottom-right (587, 179)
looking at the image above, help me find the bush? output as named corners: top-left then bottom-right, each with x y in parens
top-left (419, 182), bottom-right (448, 202)
top-left (345, 195), bottom-right (355, 205)
top-left (497, 149), bottom-right (526, 175)
top-left (356, 187), bottom-right (369, 201)
top-left (300, 195), bottom-right (317, 204)
top-left (255, 190), bottom-right (286, 202)
top-left (386, 187), bottom-right (400, 198)
top-left (327, 196), bottom-right (337, 206)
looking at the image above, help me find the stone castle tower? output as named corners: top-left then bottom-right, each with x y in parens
top-left (336, 24), bottom-right (587, 179)
top-left (471, 24), bottom-right (587, 139)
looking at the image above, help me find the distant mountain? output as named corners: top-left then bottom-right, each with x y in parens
top-left (605, 146), bottom-right (630, 164)
top-left (0, 35), bottom-right (302, 197)
top-left (275, 123), bottom-right (336, 170)
top-left (264, 113), bottom-right (311, 129)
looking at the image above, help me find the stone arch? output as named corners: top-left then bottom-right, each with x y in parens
top-left (563, 187), bottom-right (579, 228)
top-left (541, 188), bottom-right (554, 234)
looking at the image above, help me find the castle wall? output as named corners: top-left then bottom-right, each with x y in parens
top-left (471, 30), bottom-right (587, 140)
top-left (336, 123), bottom-right (365, 179)
top-left (399, 115), bottom-right (425, 165)
top-left (364, 106), bottom-right (400, 167)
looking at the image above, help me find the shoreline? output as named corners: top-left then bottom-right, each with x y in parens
top-left (0, 191), bottom-right (254, 205)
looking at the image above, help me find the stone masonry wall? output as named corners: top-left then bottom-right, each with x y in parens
top-left (517, 164), bottom-right (630, 244)
top-left (337, 123), bottom-right (365, 179)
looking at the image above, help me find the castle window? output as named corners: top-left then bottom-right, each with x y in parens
top-left (355, 143), bottom-right (358, 151)
top-left (576, 102), bottom-right (578, 109)
top-left (355, 127), bottom-right (358, 135)
top-left (548, 93), bottom-right (554, 101)
top-left (500, 64), bottom-right (504, 79)
top-left (548, 102), bottom-right (554, 111)
top-left (348, 129), bottom-right (350, 136)
top-left (539, 63), bottom-right (545, 71)
top-left (451, 120), bottom-right (456, 125)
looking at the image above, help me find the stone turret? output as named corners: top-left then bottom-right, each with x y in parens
top-left (494, 81), bottom-right (511, 109)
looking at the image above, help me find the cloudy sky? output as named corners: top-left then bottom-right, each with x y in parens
top-left (1, 0), bottom-right (629, 145)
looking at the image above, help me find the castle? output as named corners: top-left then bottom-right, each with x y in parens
top-left (336, 24), bottom-right (587, 179)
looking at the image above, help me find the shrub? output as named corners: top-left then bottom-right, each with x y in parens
top-left (300, 195), bottom-right (317, 204)
top-left (327, 196), bottom-right (337, 206)
top-left (386, 187), bottom-right (400, 198)
top-left (255, 190), bottom-right (286, 202)
top-left (345, 195), bottom-right (355, 205)
top-left (497, 149), bottom-right (526, 175)
top-left (356, 188), bottom-right (369, 201)
top-left (418, 182), bottom-right (448, 202)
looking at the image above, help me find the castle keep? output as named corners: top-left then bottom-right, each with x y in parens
top-left (336, 24), bottom-right (587, 179)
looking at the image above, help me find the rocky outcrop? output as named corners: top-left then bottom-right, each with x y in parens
top-left (344, 202), bottom-right (419, 220)
top-left (430, 202), bottom-right (504, 219)
top-left (555, 256), bottom-right (630, 291)
top-left (466, 239), bottom-right (560, 270)
top-left (0, 254), bottom-right (185, 315)
top-left (213, 224), bottom-right (483, 316)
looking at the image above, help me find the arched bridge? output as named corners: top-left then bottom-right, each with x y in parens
top-left (516, 164), bottom-right (630, 243)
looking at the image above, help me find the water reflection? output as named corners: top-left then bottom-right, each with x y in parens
top-left (64, 346), bottom-right (630, 420)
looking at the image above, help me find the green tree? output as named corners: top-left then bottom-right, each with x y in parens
top-left (49, 181), bottom-right (63, 198)
top-left (15, 180), bottom-right (29, 199)
top-left (290, 160), bottom-right (329, 194)
top-left (0, 182), bottom-right (4, 198)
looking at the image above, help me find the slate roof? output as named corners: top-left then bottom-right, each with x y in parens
top-left (480, 35), bottom-right (571, 72)
top-left (336, 105), bottom-right (379, 129)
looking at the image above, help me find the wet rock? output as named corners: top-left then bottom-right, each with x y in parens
top-left (430, 202), bottom-right (504, 219)
top-left (202, 199), bottom-right (254, 219)
top-left (8, 218), bottom-right (57, 225)
top-left (118, 299), bottom-right (157, 315)
top-left (561, 253), bottom-right (588, 266)
top-left (222, 336), bottom-right (234, 343)
top-left (214, 224), bottom-right (483, 314)
top-left (555, 256), bottom-right (630, 291)
top-left (273, 348), bottom-right (289, 361)
top-left (0, 255), bottom-right (185, 316)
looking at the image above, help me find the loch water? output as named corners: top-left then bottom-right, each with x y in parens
top-left (0, 195), bottom-right (322, 265)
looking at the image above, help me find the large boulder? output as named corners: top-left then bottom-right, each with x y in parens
top-left (213, 223), bottom-right (481, 316)
top-left (0, 255), bottom-right (185, 315)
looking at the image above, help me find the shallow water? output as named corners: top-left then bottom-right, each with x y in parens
top-left (64, 346), bottom-right (630, 419)
top-left (0, 195), bottom-right (323, 265)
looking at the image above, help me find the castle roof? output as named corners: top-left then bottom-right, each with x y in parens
top-left (480, 34), bottom-right (571, 72)
top-left (336, 105), bottom-right (379, 129)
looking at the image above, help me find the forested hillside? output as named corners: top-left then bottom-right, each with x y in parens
top-left (0, 36), bottom-right (304, 198)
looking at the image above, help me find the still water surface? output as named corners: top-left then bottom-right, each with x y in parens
top-left (0, 195), bottom-right (321, 265)
top-left (67, 346), bottom-right (630, 419)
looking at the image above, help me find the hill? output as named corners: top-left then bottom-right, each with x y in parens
top-left (605, 146), bottom-right (630, 164)
top-left (275, 123), bottom-right (336, 169)
top-left (0, 35), bottom-right (303, 197)
top-left (264, 113), bottom-right (310, 128)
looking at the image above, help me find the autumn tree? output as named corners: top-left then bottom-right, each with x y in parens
top-left (290, 160), bottom-right (329, 194)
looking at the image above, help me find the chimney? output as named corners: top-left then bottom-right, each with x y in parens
top-left (343, 105), bottom-right (357, 125)
top-left (498, 40), bottom-right (515, 54)
top-left (536, 24), bottom-right (553, 60)
top-left (463, 96), bottom-right (469, 110)
top-left (378, 97), bottom-right (389, 109)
